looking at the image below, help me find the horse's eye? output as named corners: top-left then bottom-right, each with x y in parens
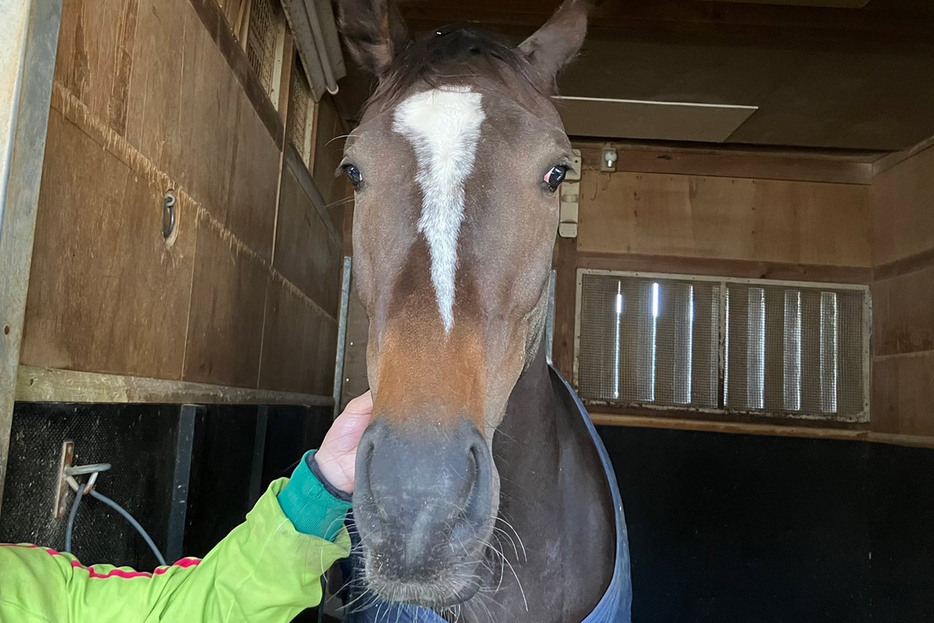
top-left (544, 165), bottom-right (569, 192)
top-left (344, 164), bottom-right (363, 188)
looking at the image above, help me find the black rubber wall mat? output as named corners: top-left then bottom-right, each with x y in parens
top-left (599, 426), bottom-right (934, 623)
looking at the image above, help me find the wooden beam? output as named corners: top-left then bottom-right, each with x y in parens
top-left (574, 142), bottom-right (878, 185)
top-left (872, 135), bottom-right (934, 177)
top-left (577, 251), bottom-right (872, 285)
top-left (874, 246), bottom-right (934, 282)
top-left (189, 0), bottom-right (285, 150)
top-left (396, 0), bottom-right (934, 42)
top-left (16, 365), bottom-right (333, 406)
top-left (589, 412), bottom-right (934, 450)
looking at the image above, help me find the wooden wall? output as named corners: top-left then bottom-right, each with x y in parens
top-left (19, 0), bottom-right (347, 398)
top-left (871, 145), bottom-right (934, 437)
top-left (553, 144), bottom-right (873, 392)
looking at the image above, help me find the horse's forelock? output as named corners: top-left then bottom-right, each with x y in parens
top-left (363, 27), bottom-right (547, 113)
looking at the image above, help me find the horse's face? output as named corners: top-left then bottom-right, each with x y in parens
top-left (339, 0), bottom-right (587, 608)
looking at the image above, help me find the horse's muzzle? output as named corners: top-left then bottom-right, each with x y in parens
top-left (353, 418), bottom-right (495, 601)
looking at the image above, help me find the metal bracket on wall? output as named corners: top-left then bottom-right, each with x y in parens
top-left (53, 441), bottom-right (76, 520)
top-left (546, 270), bottom-right (557, 365)
top-left (558, 149), bottom-right (582, 239)
top-left (332, 256), bottom-right (353, 419)
top-left (0, 0), bottom-right (65, 519)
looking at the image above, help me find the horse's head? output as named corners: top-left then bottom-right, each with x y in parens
top-left (339, 0), bottom-right (587, 607)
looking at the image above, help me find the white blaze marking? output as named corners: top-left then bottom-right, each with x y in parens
top-left (392, 87), bottom-right (485, 333)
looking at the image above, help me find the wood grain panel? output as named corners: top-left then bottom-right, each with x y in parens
top-left (575, 144), bottom-right (876, 186)
top-left (872, 144), bottom-right (934, 266)
top-left (183, 213), bottom-right (267, 388)
top-left (125, 0), bottom-right (185, 168)
top-left (55, 0), bottom-right (139, 135)
top-left (872, 353), bottom-right (934, 437)
top-left (188, 0), bottom-right (284, 146)
top-left (757, 178), bottom-right (871, 267)
top-left (226, 89), bottom-right (280, 261)
top-left (577, 251), bottom-right (871, 284)
top-left (578, 171), bottom-right (871, 267)
top-left (162, 5), bottom-right (239, 219)
top-left (17, 365), bottom-right (331, 405)
top-left (274, 165), bottom-right (343, 315)
top-left (872, 266), bottom-right (934, 357)
top-left (21, 110), bottom-right (195, 378)
top-left (259, 279), bottom-right (338, 395)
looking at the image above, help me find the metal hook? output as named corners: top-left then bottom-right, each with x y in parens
top-left (163, 191), bottom-right (177, 241)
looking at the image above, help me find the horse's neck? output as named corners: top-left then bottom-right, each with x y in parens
top-left (490, 349), bottom-right (615, 621)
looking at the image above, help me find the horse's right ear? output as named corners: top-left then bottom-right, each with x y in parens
top-left (338, 0), bottom-right (410, 75)
top-left (518, 0), bottom-right (589, 92)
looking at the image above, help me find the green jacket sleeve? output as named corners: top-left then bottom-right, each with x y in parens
top-left (0, 468), bottom-right (351, 623)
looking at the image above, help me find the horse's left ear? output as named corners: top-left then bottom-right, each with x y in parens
top-left (518, 0), bottom-right (589, 92)
top-left (338, 0), bottom-right (410, 75)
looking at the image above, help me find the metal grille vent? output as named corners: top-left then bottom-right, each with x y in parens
top-left (288, 58), bottom-right (312, 165)
top-left (247, 0), bottom-right (283, 99)
top-left (578, 274), bottom-right (720, 409)
top-left (724, 283), bottom-right (865, 417)
top-left (576, 270), bottom-right (869, 421)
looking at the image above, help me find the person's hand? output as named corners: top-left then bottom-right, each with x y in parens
top-left (315, 391), bottom-right (373, 495)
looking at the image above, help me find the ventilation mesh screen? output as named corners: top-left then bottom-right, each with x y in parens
top-left (724, 283), bottom-right (865, 417)
top-left (578, 273), bottom-right (720, 409)
top-left (288, 59), bottom-right (311, 163)
top-left (577, 272), bottom-right (867, 419)
top-left (247, 0), bottom-right (281, 96)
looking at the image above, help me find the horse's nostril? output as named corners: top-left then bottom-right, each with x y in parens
top-left (355, 421), bottom-right (494, 556)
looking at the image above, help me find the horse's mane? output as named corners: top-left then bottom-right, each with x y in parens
top-left (366, 26), bottom-right (546, 111)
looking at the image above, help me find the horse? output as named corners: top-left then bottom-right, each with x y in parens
top-left (335, 1), bottom-right (632, 620)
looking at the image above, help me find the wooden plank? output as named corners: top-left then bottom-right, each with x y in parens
top-left (577, 251), bottom-right (872, 284)
top-left (704, 0), bottom-right (870, 7)
top-left (274, 162), bottom-right (343, 316)
top-left (259, 277), bottom-right (338, 395)
top-left (125, 0), bottom-right (185, 170)
top-left (874, 247), bottom-right (934, 282)
top-left (872, 144), bottom-right (934, 266)
top-left (872, 351), bottom-right (934, 437)
top-left (188, 0), bottom-right (284, 148)
top-left (589, 411), bottom-right (934, 449)
top-left (21, 108), bottom-right (195, 379)
top-left (872, 135), bottom-right (934, 176)
top-left (762, 178), bottom-right (871, 267)
top-left (872, 265), bottom-right (934, 357)
top-left (182, 209), bottom-right (268, 388)
top-left (225, 87), bottom-right (280, 261)
top-left (16, 365), bottom-right (331, 406)
top-left (396, 0), bottom-right (934, 38)
top-left (54, 0), bottom-right (139, 136)
top-left (277, 32), bottom-right (294, 118)
top-left (575, 143), bottom-right (876, 186)
top-left (577, 170), bottom-right (871, 267)
top-left (161, 4), bottom-right (240, 222)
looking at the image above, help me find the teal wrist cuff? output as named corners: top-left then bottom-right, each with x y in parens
top-left (277, 450), bottom-right (352, 541)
